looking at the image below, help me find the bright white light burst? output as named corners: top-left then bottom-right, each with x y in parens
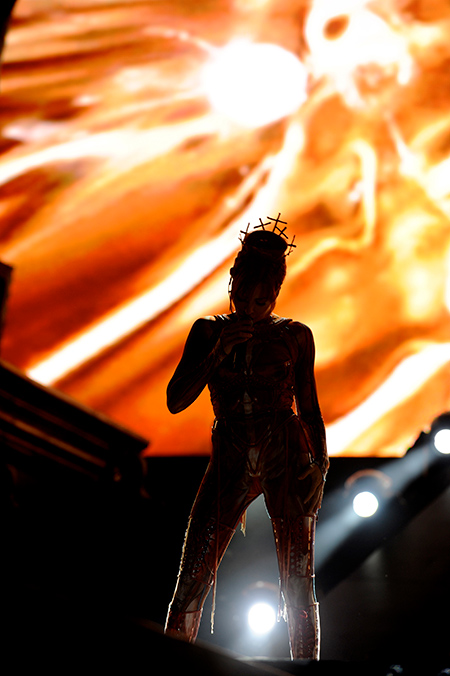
top-left (248, 602), bottom-right (277, 635)
top-left (433, 428), bottom-right (450, 455)
top-left (353, 491), bottom-right (379, 518)
top-left (203, 41), bottom-right (308, 128)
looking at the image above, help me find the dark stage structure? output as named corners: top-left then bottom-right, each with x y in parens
top-left (3, 443), bottom-right (450, 674)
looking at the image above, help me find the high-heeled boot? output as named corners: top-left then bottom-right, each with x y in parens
top-left (285, 601), bottom-right (320, 660)
top-left (165, 516), bottom-right (235, 642)
top-left (165, 575), bottom-right (211, 642)
top-left (271, 515), bottom-right (320, 660)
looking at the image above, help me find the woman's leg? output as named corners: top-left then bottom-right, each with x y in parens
top-left (262, 416), bottom-right (321, 659)
top-left (165, 440), bottom-right (259, 642)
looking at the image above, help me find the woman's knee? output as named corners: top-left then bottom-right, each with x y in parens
top-left (283, 574), bottom-right (317, 608)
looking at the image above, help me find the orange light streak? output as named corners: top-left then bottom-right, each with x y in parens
top-left (327, 341), bottom-right (450, 455)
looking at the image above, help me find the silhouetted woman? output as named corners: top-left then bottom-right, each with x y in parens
top-left (164, 220), bottom-right (328, 659)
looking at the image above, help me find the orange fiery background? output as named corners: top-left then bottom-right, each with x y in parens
top-left (1, 0), bottom-right (450, 457)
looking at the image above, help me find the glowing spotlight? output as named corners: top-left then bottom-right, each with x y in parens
top-left (429, 413), bottom-right (450, 457)
top-left (433, 429), bottom-right (450, 455)
top-left (248, 602), bottom-right (276, 635)
top-left (345, 469), bottom-right (391, 517)
top-left (353, 491), bottom-right (379, 518)
top-left (203, 41), bottom-right (308, 128)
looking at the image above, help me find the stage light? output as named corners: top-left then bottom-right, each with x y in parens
top-left (344, 469), bottom-right (392, 519)
top-left (432, 429), bottom-right (450, 455)
top-left (429, 413), bottom-right (450, 456)
top-left (247, 602), bottom-right (276, 635)
top-left (433, 428), bottom-right (450, 455)
top-left (352, 490), bottom-right (379, 518)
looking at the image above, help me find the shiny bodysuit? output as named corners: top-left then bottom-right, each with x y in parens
top-left (165, 314), bottom-right (328, 659)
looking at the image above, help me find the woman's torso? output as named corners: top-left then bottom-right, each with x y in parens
top-left (208, 314), bottom-right (298, 420)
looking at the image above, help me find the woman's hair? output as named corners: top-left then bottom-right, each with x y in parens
top-left (229, 229), bottom-right (288, 305)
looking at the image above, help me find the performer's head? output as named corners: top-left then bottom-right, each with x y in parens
top-left (229, 229), bottom-right (288, 321)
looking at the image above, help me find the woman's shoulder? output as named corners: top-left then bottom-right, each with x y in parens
top-left (284, 320), bottom-right (314, 347)
top-left (190, 314), bottom-right (232, 338)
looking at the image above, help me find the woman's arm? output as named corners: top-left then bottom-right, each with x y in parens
top-left (167, 314), bottom-right (255, 413)
top-left (293, 322), bottom-right (329, 475)
top-left (292, 322), bottom-right (329, 512)
top-left (167, 317), bottom-right (226, 414)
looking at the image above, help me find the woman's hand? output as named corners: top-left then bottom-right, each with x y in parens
top-left (220, 318), bottom-right (254, 355)
top-left (298, 463), bottom-right (325, 513)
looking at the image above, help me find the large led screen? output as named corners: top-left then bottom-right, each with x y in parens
top-left (1, 0), bottom-right (450, 457)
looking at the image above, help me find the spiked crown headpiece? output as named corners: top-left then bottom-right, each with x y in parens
top-left (238, 213), bottom-right (296, 257)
